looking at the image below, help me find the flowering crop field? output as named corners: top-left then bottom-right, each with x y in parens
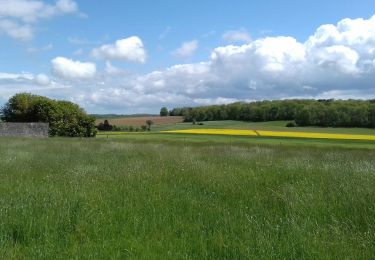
top-left (163, 129), bottom-right (375, 141)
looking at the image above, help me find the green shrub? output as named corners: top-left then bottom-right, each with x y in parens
top-left (1, 93), bottom-right (96, 137)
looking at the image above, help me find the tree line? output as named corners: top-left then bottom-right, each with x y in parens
top-left (169, 99), bottom-right (375, 128)
top-left (1, 93), bottom-right (97, 137)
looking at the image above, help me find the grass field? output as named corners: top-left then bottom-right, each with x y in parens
top-left (1, 135), bottom-right (375, 258)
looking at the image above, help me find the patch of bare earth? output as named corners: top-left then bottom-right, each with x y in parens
top-left (96, 116), bottom-right (184, 126)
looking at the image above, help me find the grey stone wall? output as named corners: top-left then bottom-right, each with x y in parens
top-left (0, 123), bottom-right (49, 137)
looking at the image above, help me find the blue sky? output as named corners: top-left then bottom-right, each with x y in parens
top-left (1, 0), bottom-right (375, 113)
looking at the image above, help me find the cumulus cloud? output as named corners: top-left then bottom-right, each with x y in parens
top-left (105, 61), bottom-right (128, 75)
top-left (91, 36), bottom-right (147, 63)
top-left (173, 40), bottom-right (199, 58)
top-left (0, 0), bottom-right (79, 40)
top-left (34, 73), bottom-right (50, 85)
top-left (55, 0), bottom-right (78, 13)
top-left (51, 57), bottom-right (96, 80)
top-left (82, 14), bottom-right (375, 112)
top-left (2, 14), bottom-right (375, 113)
top-left (0, 19), bottom-right (33, 40)
top-left (222, 29), bottom-right (251, 43)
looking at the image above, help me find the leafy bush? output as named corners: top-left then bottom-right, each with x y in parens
top-left (160, 107), bottom-right (169, 117)
top-left (146, 120), bottom-right (154, 131)
top-left (97, 120), bottom-right (114, 131)
top-left (1, 93), bottom-right (96, 137)
top-left (286, 122), bottom-right (297, 127)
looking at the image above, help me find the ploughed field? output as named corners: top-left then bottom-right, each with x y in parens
top-left (95, 116), bottom-right (184, 127)
top-left (1, 136), bottom-right (375, 258)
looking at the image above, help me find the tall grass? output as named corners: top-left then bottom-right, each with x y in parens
top-left (1, 137), bottom-right (375, 258)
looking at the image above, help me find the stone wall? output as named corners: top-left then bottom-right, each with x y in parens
top-left (0, 123), bottom-right (49, 137)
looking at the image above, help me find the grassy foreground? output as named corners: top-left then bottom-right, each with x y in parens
top-left (1, 137), bottom-right (375, 258)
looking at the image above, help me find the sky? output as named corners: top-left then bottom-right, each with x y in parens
top-left (1, 0), bottom-right (375, 114)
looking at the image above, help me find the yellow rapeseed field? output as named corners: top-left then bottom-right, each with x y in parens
top-left (162, 129), bottom-right (375, 141)
top-left (162, 129), bottom-right (259, 136)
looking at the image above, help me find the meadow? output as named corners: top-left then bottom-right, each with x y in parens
top-left (1, 133), bottom-right (375, 258)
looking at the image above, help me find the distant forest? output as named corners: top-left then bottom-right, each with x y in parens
top-left (170, 100), bottom-right (375, 128)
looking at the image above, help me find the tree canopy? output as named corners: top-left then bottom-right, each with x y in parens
top-left (170, 99), bottom-right (375, 128)
top-left (160, 107), bottom-right (169, 117)
top-left (0, 93), bottom-right (97, 137)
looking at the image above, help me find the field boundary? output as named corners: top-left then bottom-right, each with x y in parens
top-left (162, 129), bottom-right (375, 141)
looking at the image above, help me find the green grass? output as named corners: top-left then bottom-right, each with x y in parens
top-left (1, 136), bottom-right (375, 258)
top-left (97, 131), bottom-right (375, 150)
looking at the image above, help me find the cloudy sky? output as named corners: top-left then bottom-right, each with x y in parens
top-left (1, 0), bottom-right (375, 114)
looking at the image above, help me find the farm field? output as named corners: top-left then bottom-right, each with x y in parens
top-left (1, 136), bottom-right (375, 258)
top-left (95, 116), bottom-right (184, 127)
top-left (162, 129), bottom-right (375, 141)
top-left (151, 120), bottom-right (375, 135)
top-left (97, 118), bottom-right (375, 135)
top-left (97, 119), bottom-right (375, 146)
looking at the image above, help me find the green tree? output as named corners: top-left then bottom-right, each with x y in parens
top-left (160, 107), bottom-right (169, 117)
top-left (1, 93), bottom-right (96, 137)
top-left (369, 103), bottom-right (375, 128)
top-left (146, 120), bottom-right (154, 131)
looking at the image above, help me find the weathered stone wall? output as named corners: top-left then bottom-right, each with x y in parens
top-left (0, 123), bottom-right (49, 137)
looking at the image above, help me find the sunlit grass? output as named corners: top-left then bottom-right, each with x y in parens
top-left (1, 137), bottom-right (375, 258)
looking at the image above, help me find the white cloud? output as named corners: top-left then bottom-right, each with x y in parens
top-left (0, 0), bottom-right (79, 40)
top-left (173, 40), bottom-right (199, 58)
top-left (105, 61), bottom-right (128, 75)
top-left (0, 0), bottom-right (78, 22)
top-left (0, 19), bottom-right (33, 40)
top-left (193, 97), bottom-right (240, 106)
top-left (2, 14), bottom-right (375, 114)
top-left (51, 57), bottom-right (96, 80)
top-left (91, 36), bottom-right (147, 63)
top-left (222, 29), bottom-right (251, 43)
top-left (34, 73), bottom-right (50, 85)
top-left (55, 0), bottom-right (78, 13)
top-left (87, 14), bottom-right (374, 112)
top-left (0, 72), bottom-right (33, 81)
